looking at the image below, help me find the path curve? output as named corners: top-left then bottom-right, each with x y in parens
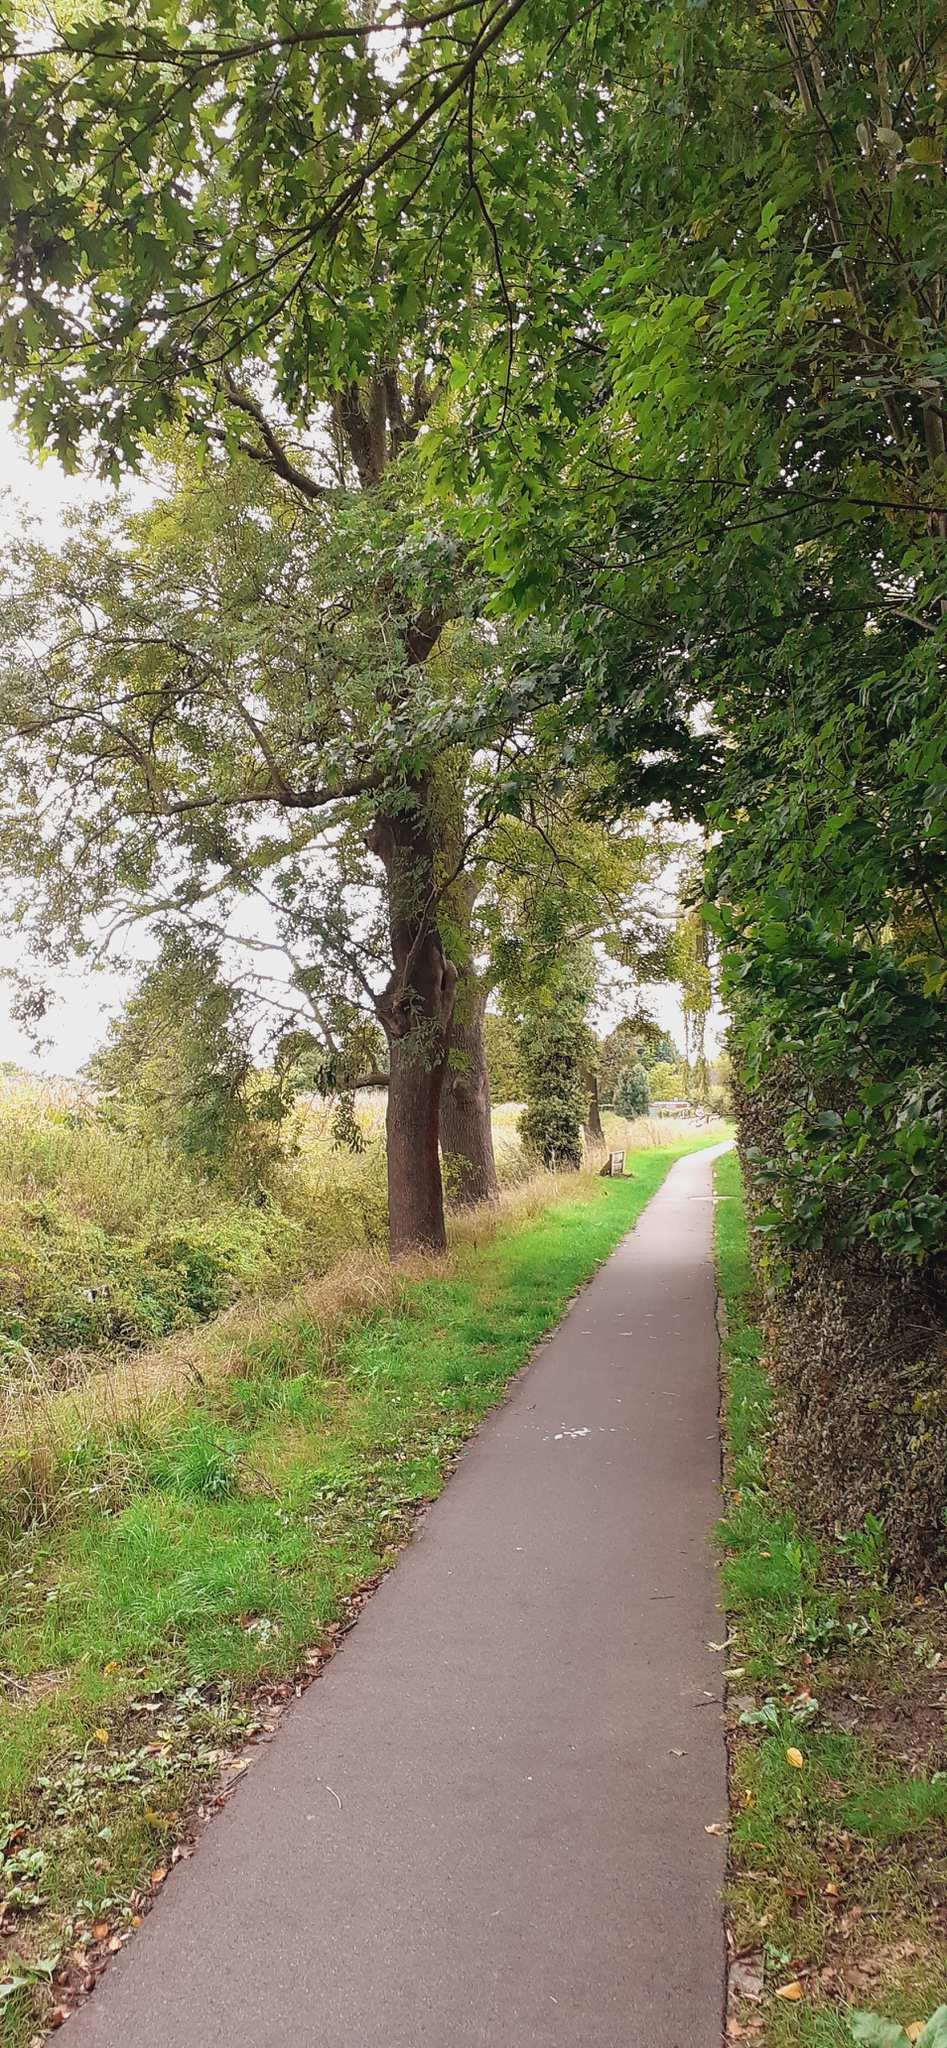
top-left (66, 1143), bottom-right (729, 2047)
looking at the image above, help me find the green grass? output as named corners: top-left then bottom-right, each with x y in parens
top-left (0, 1139), bottom-right (710, 2040)
top-left (715, 1151), bottom-right (947, 2048)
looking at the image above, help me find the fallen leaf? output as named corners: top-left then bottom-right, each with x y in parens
top-left (92, 1728), bottom-right (109, 1746)
top-left (107, 1936), bottom-right (122, 1953)
top-left (786, 1747), bottom-right (805, 1769)
top-left (91, 1921), bottom-right (109, 1941)
top-left (103, 1660), bottom-right (119, 1676)
top-left (824, 1880), bottom-right (839, 1897)
top-left (705, 1821), bottom-right (727, 1835)
top-left (775, 1982), bottom-right (803, 2001)
top-left (149, 1866), bottom-right (168, 1888)
top-left (906, 2027), bottom-right (924, 2042)
top-left (669, 1747), bottom-right (686, 1757)
top-left (130, 1914), bottom-right (143, 1928)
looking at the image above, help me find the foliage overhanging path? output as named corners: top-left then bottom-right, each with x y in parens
top-left (62, 1143), bottom-right (730, 2048)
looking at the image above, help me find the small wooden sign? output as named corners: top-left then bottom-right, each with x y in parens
top-left (601, 1149), bottom-right (626, 1178)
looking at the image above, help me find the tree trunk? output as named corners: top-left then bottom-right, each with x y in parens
top-left (386, 1030), bottom-right (451, 1254)
top-left (367, 788), bottom-right (457, 1257)
top-left (584, 1067), bottom-right (605, 1148)
top-left (441, 972), bottom-right (499, 1208)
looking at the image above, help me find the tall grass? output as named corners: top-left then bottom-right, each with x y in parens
top-left (0, 1079), bottom-right (389, 1410)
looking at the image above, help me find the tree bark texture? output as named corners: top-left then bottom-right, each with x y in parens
top-left (584, 1067), bottom-right (606, 1148)
top-left (367, 786), bottom-right (457, 1256)
top-left (440, 970), bottom-right (499, 1208)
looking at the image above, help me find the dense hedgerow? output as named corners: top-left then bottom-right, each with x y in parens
top-left (734, 1073), bottom-right (947, 1580)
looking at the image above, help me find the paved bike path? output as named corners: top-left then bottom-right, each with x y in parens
top-left (67, 1144), bottom-right (729, 2047)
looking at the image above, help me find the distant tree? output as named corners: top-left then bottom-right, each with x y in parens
top-left (641, 1031), bottom-right (678, 1073)
top-left (482, 1010), bottom-right (522, 1104)
top-left (598, 1019), bottom-right (677, 1107)
top-left (518, 946), bottom-right (595, 1172)
top-left (614, 1061), bottom-right (650, 1119)
top-left (648, 1059), bottom-right (687, 1105)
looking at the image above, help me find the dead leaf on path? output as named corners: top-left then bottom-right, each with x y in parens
top-left (705, 1821), bottom-right (727, 1835)
top-left (775, 1981), bottom-right (803, 2001)
top-left (149, 1866), bottom-right (168, 1888)
top-left (91, 1921), bottom-right (109, 1941)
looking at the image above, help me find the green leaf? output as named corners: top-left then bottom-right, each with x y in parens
top-left (917, 2010), bottom-right (947, 2048)
top-left (850, 2016), bottom-right (910, 2048)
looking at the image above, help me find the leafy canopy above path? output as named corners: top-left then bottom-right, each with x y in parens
top-left (0, 0), bottom-right (603, 471)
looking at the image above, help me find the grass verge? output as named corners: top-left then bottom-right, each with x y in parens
top-left (1, 1139), bottom-right (709, 2041)
top-left (715, 1150), bottom-right (946, 2047)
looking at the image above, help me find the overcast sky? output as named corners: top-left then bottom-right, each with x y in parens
top-left (0, 406), bottom-right (723, 1076)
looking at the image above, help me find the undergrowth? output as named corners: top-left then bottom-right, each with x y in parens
top-left (0, 1138), bottom-right (712, 2041)
top-left (0, 1081), bottom-right (394, 1401)
top-left (715, 1150), bottom-right (946, 2047)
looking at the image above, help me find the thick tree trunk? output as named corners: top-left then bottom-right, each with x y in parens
top-left (441, 973), bottom-right (498, 1208)
top-left (584, 1067), bottom-right (605, 1148)
top-left (367, 789), bottom-right (457, 1258)
top-left (386, 1032), bottom-right (450, 1254)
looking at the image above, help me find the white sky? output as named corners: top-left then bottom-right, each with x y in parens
top-left (0, 407), bottom-right (724, 1076)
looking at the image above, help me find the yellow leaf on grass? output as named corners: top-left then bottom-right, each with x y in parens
top-left (775, 1981), bottom-right (803, 2001)
top-left (92, 1728), bottom-right (109, 1745)
top-left (786, 1747), bottom-right (805, 1769)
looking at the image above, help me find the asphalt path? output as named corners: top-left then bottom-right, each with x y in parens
top-left (66, 1142), bottom-right (729, 2047)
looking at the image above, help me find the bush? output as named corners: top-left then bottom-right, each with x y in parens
top-left (88, 929), bottom-right (290, 1194)
top-left (519, 1092), bottom-right (585, 1171)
